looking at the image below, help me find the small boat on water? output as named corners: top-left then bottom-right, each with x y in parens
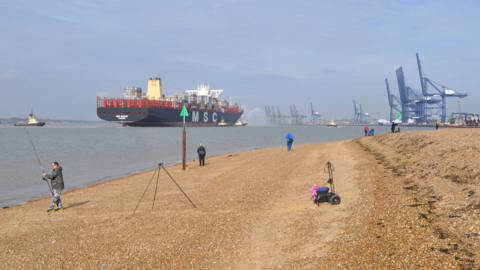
top-left (234, 119), bottom-right (247, 126)
top-left (217, 117), bottom-right (228, 127)
top-left (14, 111), bottom-right (45, 127)
top-left (327, 120), bottom-right (337, 127)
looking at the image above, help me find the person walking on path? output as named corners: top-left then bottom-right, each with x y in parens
top-left (363, 124), bottom-right (369, 136)
top-left (197, 144), bottom-right (206, 166)
top-left (42, 161), bottom-right (64, 212)
top-left (285, 132), bottom-right (294, 152)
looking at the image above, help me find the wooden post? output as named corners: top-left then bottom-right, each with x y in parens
top-left (180, 105), bottom-right (189, 171)
top-left (182, 126), bottom-right (186, 170)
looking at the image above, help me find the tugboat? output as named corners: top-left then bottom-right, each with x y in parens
top-left (14, 111), bottom-right (45, 127)
top-left (327, 120), bottom-right (337, 127)
top-left (217, 117), bottom-right (228, 127)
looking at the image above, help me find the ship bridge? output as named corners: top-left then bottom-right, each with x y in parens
top-left (185, 84), bottom-right (223, 98)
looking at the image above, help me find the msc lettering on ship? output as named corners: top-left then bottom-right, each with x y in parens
top-left (191, 111), bottom-right (218, 123)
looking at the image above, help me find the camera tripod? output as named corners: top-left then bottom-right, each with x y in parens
top-left (132, 163), bottom-right (197, 216)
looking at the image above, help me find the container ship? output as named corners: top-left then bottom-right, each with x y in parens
top-left (97, 77), bottom-right (243, 127)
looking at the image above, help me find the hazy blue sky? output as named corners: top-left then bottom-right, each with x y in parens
top-left (1, 0), bottom-right (479, 123)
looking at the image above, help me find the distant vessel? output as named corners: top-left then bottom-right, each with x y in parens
top-left (327, 120), bottom-right (337, 127)
top-left (234, 120), bottom-right (247, 126)
top-left (217, 117), bottom-right (229, 127)
top-left (97, 77), bottom-right (243, 127)
top-left (234, 116), bottom-right (247, 126)
top-left (377, 119), bottom-right (390, 126)
top-left (14, 111), bottom-right (45, 127)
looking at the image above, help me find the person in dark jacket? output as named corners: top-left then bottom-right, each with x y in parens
top-left (197, 144), bottom-right (206, 166)
top-left (42, 161), bottom-right (64, 211)
top-left (391, 122), bottom-right (397, 133)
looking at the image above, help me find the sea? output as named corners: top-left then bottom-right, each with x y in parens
top-left (0, 123), bottom-right (428, 207)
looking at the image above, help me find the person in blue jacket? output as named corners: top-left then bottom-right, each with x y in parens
top-left (285, 132), bottom-right (294, 151)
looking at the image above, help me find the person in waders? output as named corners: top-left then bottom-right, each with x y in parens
top-left (285, 132), bottom-right (294, 152)
top-left (42, 161), bottom-right (64, 212)
top-left (197, 144), bottom-right (206, 166)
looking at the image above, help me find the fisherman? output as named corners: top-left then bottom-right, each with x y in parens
top-left (391, 122), bottom-right (397, 133)
top-left (363, 124), bottom-right (369, 136)
top-left (197, 144), bottom-right (206, 166)
top-left (285, 132), bottom-right (294, 152)
top-left (42, 161), bottom-right (64, 212)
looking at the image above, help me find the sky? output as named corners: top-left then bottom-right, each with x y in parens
top-left (0, 0), bottom-right (479, 124)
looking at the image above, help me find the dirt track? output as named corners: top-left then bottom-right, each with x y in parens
top-left (1, 130), bottom-right (478, 269)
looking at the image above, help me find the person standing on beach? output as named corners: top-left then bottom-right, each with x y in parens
top-left (197, 144), bottom-right (206, 166)
top-left (391, 122), bottom-right (397, 133)
top-left (363, 124), bottom-right (369, 136)
top-left (435, 121), bottom-right (439, 130)
top-left (285, 132), bottom-right (294, 151)
top-left (42, 161), bottom-right (64, 212)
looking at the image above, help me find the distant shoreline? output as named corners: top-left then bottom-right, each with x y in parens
top-left (0, 118), bottom-right (100, 124)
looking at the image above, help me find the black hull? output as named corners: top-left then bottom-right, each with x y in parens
top-left (14, 122), bottom-right (45, 127)
top-left (97, 107), bottom-right (242, 127)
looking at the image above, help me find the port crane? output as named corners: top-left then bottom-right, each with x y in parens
top-left (385, 78), bottom-right (401, 123)
top-left (416, 53), bottom-right (467, 123)
top-left (310, 103), bottom-right (321, 125)
top-left (353, 100), bottom-right (369, 124)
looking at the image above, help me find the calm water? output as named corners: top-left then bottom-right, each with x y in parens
top-left (0, 124), bottom-right (427, 207)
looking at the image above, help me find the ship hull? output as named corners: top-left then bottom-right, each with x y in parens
top-left (97, 107), bottom-right (242, 127)
top-left (14, 122), bottom-right (45, 127)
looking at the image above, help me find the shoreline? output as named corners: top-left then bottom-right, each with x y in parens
top-left (1, 125), bottom-right (432, 208)
top-left (1, 140), bottom-right (363, 269)
top-left (0, 142), bottom-right (276, 210)
top-left (1, 144), bottom-right (280, 209)
top-left (1, 129), bottom-right (478, 269)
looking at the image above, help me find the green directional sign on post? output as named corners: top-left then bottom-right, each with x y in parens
top-left (180, 105), bottom-right (189, 118)
top-left (395, 112), bottom-right (402, 121)
top-left (180, 105), bottom-right (189, 126)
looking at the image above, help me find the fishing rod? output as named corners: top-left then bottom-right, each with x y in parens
top-left (325, 161), bottom-right (335, 193)
top-left (25, 128), bottom-right (54, 196)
